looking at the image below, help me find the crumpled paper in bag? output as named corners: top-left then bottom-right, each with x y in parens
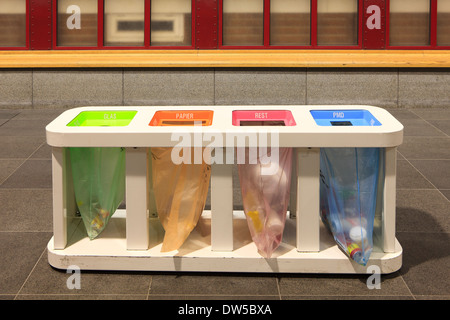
top-left (151, 147), bottom-right (211, 252)
top-left (238, 147), bottom-right (292, 258)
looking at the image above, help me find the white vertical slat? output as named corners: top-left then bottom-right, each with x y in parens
top-left (211, 163), bottom-right (234, 251)
top-left (296, 148), bottom-right (320, 252)
top-left (126, 147), bottom-right (150, 250)
top-left (382, 147), bottom-right (397, 253)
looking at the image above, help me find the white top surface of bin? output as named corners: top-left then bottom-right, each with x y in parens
top-left (45, 105), bottom-right (404, 148)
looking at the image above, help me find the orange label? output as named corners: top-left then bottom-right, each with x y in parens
top-left (150, 110), bottom-right (214, 126)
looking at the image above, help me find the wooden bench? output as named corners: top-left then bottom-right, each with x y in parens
top-left (1, 49), bottom-right (450, 68)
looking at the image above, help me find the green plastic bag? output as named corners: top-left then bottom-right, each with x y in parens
top-left (69, 147), bottom-right (126, 239)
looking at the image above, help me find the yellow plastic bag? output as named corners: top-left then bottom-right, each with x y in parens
top-left (151, 147), bottom-right (211, 252)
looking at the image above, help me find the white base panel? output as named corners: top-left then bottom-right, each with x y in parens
top-left (48, 210), bottom-right (402, 274)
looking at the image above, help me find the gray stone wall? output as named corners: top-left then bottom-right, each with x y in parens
top-left (0, 68), bottom-right (449, 109)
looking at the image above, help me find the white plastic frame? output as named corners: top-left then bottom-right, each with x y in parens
top-left (47, 105), bottom-right (403, 274)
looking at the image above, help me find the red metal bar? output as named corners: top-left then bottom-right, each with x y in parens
top-left (97, 0), bottom-right (103, 48)
top-left (385, 0), bottom-right (390, 47)
top-left (25, 0), bottom-right (31, 49)
top-left (358, 0), bottom-right (364, 47)
top-left (30, 0), bottom-right (52, 49)
top-left (363, 0), bottom-right (386, 49)
top-left (310, 0), bottom-right (318, 47)
top-left (218, 0), bottom-right (223, 47)
top-left (196, 0), bottom-right (219, 49)
top-left (145, 0), bottom-right (151, 47)
top-left (191, 0), bottom-right (196, 48)
top-left (51, 0), bottom-right (57, 48)
top-left (264, 0), bottom-right (270, 47)
top-left (430, 0), bottom-right (437, 47)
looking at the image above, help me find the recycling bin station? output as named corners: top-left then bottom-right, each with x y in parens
top-left (46, 105), bottom-right (403, 274)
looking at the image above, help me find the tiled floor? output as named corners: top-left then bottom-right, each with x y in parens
top-left (0, 108), bottom-right (449, 300)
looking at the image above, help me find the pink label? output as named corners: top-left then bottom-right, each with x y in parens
top-left (254, 112), bottom-right (268, 119)
top-left (232, 110), bottom-right (296, 126)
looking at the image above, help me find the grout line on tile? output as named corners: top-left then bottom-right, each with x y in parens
top-left (31, 70), bottom-right (34, 109)
top-left (397, 230), bottom-right (448, 235)
top-left (24, 141), bottom-right (47, 158)
top-left (397, 188), bottom-right (436, 190)
top-left (0, 232), bottom-right (52, 234)
top-left (145, 293), bottom-right (283, 297)
top-left (0, 158), bottom-right (27, 186)
top-left (14, 246), bottom-right (47, 300)
top-left (13, 293), bottom-right (149, 298)
top-left (403, 135), bottom-right (450, 138)
top-left (14, 294), bottom-right (150, 299)
top-left (146, 275), bottom-right (153, 300)
top-left (0, 109), bottom-right (23, 128)
top-left (122, 69), bottom-right (125, 106)
top-left (398, 152), bottom-right (450, 204)
top-left (0, 159), bottom-right (27, 187)
top-left (410, 109), bottom-right (450, 138)
top-left (276, 277), bottom-right (282, 300)
top-left (0, 158), bottom-right (29, 161)
top-left (305, 69), bottom-right (308, 105)
top-left (278, 294), bottom-right (415, 298)
top-left (0, 141), bottom-right (48, 187)
top-left (17, 158), bottom-right (51, 161)
top-left (399, 158), bottom-right (450, 161)
top-left (402, 159), bottom-right (450, 161)
top-left (399, 274), bottom-right (416, 300)
top-left (413, 294), bottom-right (450, 299)
top-left (396, 68), bottom-right (399, 107)
top-left (397, 149), bottom-right (406, 160)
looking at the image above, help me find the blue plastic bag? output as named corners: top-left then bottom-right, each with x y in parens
top-left (319, 148), bottom-right (381, 266)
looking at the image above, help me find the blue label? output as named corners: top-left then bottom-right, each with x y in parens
top-left (310, 110), bottom-right (381, 126)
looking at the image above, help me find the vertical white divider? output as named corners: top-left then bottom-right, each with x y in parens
top-left (289, 149), bottom-right (298, 219)
top-left (126, 147), bottom-right (150, 250)
top-left (296, 148), bottom-right (320, 252)
top-left (211, 162), bottom-right (234, 251)
top-left (383, 147), bottom-right (397, 253)
top-left (52, 147), bottom-right (77, 249)
top-left (147, 148), bottom-right (158, 218)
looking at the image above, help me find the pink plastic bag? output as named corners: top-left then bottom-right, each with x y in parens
top-left (238, 147), bottom-right (293, 258)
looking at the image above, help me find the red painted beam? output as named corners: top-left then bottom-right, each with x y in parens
top-left (30, 0), bottom-right (52, 50)
top-left (195, 0), bottom-right (218, 49)
top-left (363, 0), bottom-right (386, 49)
